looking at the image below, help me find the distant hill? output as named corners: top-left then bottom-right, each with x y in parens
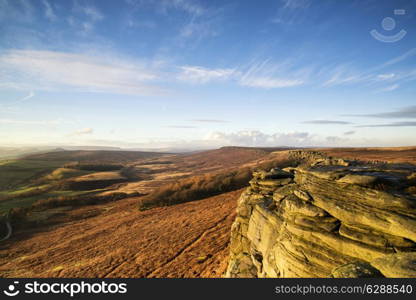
top-left (23, 150), bottom-right (167, 163)
top-left (175, 146), bottom-right (299, 170)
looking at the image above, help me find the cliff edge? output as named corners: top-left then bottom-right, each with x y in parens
top-left (225, 151), bottom-right (416, 278)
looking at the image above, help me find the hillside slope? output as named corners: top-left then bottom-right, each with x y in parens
top-left (0, 189), bottom-right (241, 278)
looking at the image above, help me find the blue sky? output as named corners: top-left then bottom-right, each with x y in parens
top-left (0, 0), bottom-right (415, 149)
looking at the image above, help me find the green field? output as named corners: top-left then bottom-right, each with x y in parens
top-left (0, 159), bottom-right (68, 190)
top-left (0, 159), bottom-right (104, 215)
top-left (0, 150), bottom-right (162, 216)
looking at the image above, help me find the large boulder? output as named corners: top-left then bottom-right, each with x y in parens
top-left (225, 154), bottom-right (416, 278)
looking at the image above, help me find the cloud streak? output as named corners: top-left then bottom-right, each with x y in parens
top-left (204, 129), bottom-right (352, 147)
top-left (0, 50), bottom-right (164, 96)
top-left (378, 84), bottom-right (399, 92)
top-left (346, 106), bottom-right (416, 119)
top-left (302, 120), bottom-right (352, 125)
top-left (71, 128), bottom-right (94, 136)
top-left (344, 130), bottom-right (355, 135)
top-left (357, 122), bottom-right (416, 128)
top-left (190, 119), bottom-right (229, 123)
top-left (239, 59), bottom-right (306, 88)
top-left (16, 91), bottom-right (35, 103)
top-left (239, 77), bottom-right (303, 88)
top-left (42, 0), bottom-right (57, 21)
top-left (177, 66), bottom-right (235, 83)
top-left (165, 125), bottom-right (197, 128)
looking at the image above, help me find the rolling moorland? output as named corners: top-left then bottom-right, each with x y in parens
top-left (0, 146), bottom-right (415, 277)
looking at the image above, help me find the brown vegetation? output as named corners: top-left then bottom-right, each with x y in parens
top-left (138, 157), bottom-right (295, 210)
top-left (318, 147), bottom-right (416, 164)
top-left (64, 162), bottom-right (124, 171)
top-left (0, 190), bottom-right (241, 278)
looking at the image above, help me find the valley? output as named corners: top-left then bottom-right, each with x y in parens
top-left (0, 146), bottom-right (415, 277)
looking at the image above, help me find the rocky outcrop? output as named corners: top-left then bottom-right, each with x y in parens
top-left (225, 151), bottom-right (416, 278)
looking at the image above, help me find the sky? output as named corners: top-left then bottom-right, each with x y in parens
top-left (0, 0), bottom-right (415, 149)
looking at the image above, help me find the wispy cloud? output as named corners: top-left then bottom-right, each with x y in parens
top-left (177, 59), bottom-right (307, 88)
top-left (177, 60), bottom-right (306, 88)
top-left (271, 0), bottom-right (311, 24)
top-left (206, 130), bottom-right (315, 147)
top-left (42, 0), bottom-right (57, 21)
top-left (158, 0), bottom-right (206, 16)
top-left (165, 125), bottom-right (197, 129)
top-left (302, 120), bottom-right (352, 125)
top-left (378, 84), bottom-right (399, 92)
top-left (74, 1), bottom-right (104, 21)
top-left (344, 130), bottom-right (356, 135)
top-left (281, 0), bottom-right (310, 9)
top-left (204, 129), bottom-right (352, 147)
top-left (240, 77), bottom-right (303, 88)
top-left (378, 48), bottom-right (416, 69)
top-left (67, 1), bottom-right (104, 35)
top-left (322, 64), bottom-right (369, 87)
top-left (0, 50), bottom-right (164, 96)
top-left (177, 66), bottom-right (235, 84)
top-left (179, 18), bottom-right (218, 39)
top-left (130, 0), bottom-right (215, 40)
top-left (190, 119), bottom-right (229, 123)
top-left (346, 106), bottom-right (416, 119)
top-left (321, 48), bottom-right (416, 88)
top-left (126, 19), bottom-right (156, 29)
top-left (357, 122), bottom-right (416, 128)
top-left (377, 73), bottom-right (395, 80)
top-left (16, 91), bottom-right (35, 103)
top-left (70, 128), bottom-right (94, 136)
top-left (239, 59), bottom-right (306, 88)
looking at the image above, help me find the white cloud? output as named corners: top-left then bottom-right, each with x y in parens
top-left (127, 19), bottom-right (156, 29)
top-left (239, 77), bottom-right (303, 88)
top-left (71, 128), bottom-right (93, 136)
top-left (379, 84), bottom-right (399, 92)
top-left (281, 0), bottom-right (310, 9)
top-left (82, 6), bottom-right (103, 21)
top-left (321, 64), bottom-right (368, 87)
top-left (178, 60), bottom-right (305, 88)
top-left (42, 0), bottom-right (57, 21)
top-left (205, 130), bottom-right (315, 147)
top-left (67, 1), bottom-right (104, 35)
top-left (379, 48), bottom-right (416, 69)
top-left (320, 49), bottom-right (416, 88)
top-left (74, 2), bottom-right (104, 21)
top-left (0, 50), bottom-right (163, 96)
top-left (239, 59), bottom-right (306, 88)
top-left (128, 0), bottom-right (206, 16)
top-left (377, 73), bottom-right (395, 80)
top-left (158, 0), bottom-right (206, 16)
top-left (179, 19), bottom-right (218, 39)
top-left (178, 65), bottom-right (235, 83)
top-left (17, 91), bottom-right (35, 103)
top-left (344, 131), bottom-right (356, 136)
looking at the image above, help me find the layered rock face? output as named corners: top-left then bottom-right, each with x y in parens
top-left (225, 152), bottom-right (416, 278)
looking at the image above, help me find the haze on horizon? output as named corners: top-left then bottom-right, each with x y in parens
top-left (1, 0), bottom-right (415, 150)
